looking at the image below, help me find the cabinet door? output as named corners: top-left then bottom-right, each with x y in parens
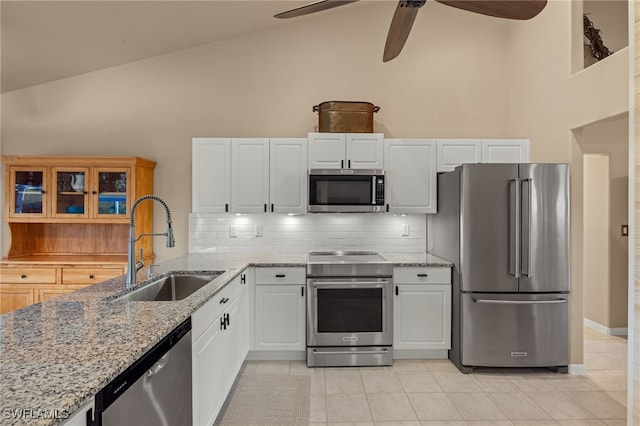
top-left (269, 139), bottom-right (308, 214)
top-left (192, 314), bottom-right (226, 426)
top-left (192, 138), bottom-right (231, 213)
top-left (231, 139), bottom-right (270, 213)
top-left (0, 286), bottom-right (35, 314)
top-left (436, 139), bottom-right (482, 172)
top-left (393, 284), bottom-right (451, 350)
top-left (481, 139), bottom-right (530, 163)
top-left (384, 139), bottom-right (437, 214)
top-left (308, 133), bottom-right (346, 169)
top-left (347, 133), bottom-right (384, 169)
top-left (222, 296), bottom-right (243, 395)
top-left (8, 166), bottom-right (48, 219)
top-left (254, 285), bottom-right (305, 350)
top-left (92, 168), bottom-right (130, 218)
top-left (51, 167), bottom-right (90, 219)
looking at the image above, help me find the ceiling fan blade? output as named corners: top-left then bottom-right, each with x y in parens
top-left (383, 1), bottom-right (426, 62)
top-left (274, 0), bottom-right (359, 19)
top-left (435, 0), bottom-right (547, 20)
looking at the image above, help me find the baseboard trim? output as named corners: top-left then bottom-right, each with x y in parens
top-left (583, 318), bottom-right (628, 336)
top-left (393, 349), bottom-right (448, 359)
top-left (569, 363), bottom-right (587, 375)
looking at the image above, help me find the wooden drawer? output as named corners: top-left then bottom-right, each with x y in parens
top-left (37, 285), bottom-right (88, 302)
top-left (61, 267), bottom-right (123, 284)
top-left (254, 267), bottom-right (305, 285)
top-left (393, 267), bottom-right (451, 284)
top-left (0, 268), bottom-right (57, 284)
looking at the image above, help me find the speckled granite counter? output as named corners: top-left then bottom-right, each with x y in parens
top-left (0, 251), bottom-right (449, 425)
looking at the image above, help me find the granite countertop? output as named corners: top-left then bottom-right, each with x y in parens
top-left (0, 251), bottom-right (450, 426)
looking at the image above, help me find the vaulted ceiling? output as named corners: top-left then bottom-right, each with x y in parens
top-left (1, 1), bottom-right (366, 93)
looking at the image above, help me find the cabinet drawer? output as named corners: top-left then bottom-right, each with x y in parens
top-left (62, 267), bottom-right (123, 284)
top-left (254, 267), bottom-right (305, 285)
top-left (393, 267), bottom-right (451, 284)
top-left (0, 268), bottom-right (57, 284)
top-left (192, 275), bottom-right (241, 342)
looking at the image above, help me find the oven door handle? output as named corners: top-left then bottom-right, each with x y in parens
top-left (310, 280), bottom-right (389, 287)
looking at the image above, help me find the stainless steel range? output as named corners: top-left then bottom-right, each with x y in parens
top-left (306, 251), bottom-right (393, 367)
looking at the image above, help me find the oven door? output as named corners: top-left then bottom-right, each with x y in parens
top-left (307, 277), bottom-right (393, 346)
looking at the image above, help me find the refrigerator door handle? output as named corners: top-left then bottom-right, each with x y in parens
top-left (509, 179), bottom-right (521, 278)
top-left (473, 298), bottom-right (567, 305)
top-left (521, 178), bottom-right (532, 278)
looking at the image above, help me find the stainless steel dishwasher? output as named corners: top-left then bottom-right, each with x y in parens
top-left (93, 318), bottom-right (192, 426)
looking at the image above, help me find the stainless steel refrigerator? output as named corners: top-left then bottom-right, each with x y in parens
top-left (430, 163), bottom-right (570, 374)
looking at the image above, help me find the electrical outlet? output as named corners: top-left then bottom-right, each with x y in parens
top-left (402, 224), bottom-right (410, 236)
top-left (254, 225), bottom-right (263, 237)
top-left (229, 225), bottom-right (238, 238)
top-left (622, 225), bottom-right (628, 237)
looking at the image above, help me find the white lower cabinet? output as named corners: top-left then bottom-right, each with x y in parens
top-left (253, 267), bottom-right (306, 352)
top-left (191, 273), bottom-right (247, 426)
top-left (393, 267), bottom-right (452, 355)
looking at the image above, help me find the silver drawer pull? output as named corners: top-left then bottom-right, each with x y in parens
top-left (473, 298), bottom-right (567, 305)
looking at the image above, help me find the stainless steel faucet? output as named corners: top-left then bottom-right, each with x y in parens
top-left (126, 195), bottom-right (175, 287)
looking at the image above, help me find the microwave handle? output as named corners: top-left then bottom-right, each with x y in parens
top-left (372, 176), bottom-right (376, 204)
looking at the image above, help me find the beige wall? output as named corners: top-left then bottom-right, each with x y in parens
top-left (1, 1), bottom-right (512, 262)
top-left (0, 0), bottom-right (631, 369)
top-left (583, 154), bottom-right (611, 326)
top-left (633, 0), bottom-right (639, 421)
top-left (581, 115), bottom-right (629, 330)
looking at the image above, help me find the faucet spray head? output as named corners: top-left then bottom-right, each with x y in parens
top-left (166, 223), bottom-right (175, 248)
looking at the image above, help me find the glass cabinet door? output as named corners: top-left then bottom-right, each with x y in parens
top-left (51, 167), bottom-right (89, 218)
top-left (93, 168), bottom-right (130, 218)
top-left (9, 167), bottom-right (48, 218)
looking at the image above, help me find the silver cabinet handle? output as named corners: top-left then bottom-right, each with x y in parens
top-left (473, 298), bottom-right (567, 305)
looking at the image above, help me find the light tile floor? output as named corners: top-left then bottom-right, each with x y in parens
top-left (239, 327), bottom-right (628, 425)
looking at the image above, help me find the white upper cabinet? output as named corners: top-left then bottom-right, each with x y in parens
top-left (192, 138), bottom-right (231, 213)
top-left (436, 139), bottom-right (482, 172)
top-left (481, 139), bottom-right (530, 163)
top-left (231, 139), bottom-right (270, 213)
top-left (436, 139), bottom-right (530, 172)
top-left (308, 133), bottom-right (383, 169)
top-left (269, 139), bottom-right (307, 214)
top-left (384, 139), bottom-right (437, 214)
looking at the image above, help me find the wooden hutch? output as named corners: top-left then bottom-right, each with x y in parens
top-left (0, 155), bottom-right (156, 313)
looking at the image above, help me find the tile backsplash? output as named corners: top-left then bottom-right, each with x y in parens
top-left (189, 213), bottom-right (427, 253)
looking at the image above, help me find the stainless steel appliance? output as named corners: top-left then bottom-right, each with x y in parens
top-left (430, 163), bottom-right (570, 373)
top-left (93, 318), bottom-right (192, 425)
top-left (308, 169), bottom-right (385, 212)
top-left (306, 251), bottom-right (393, 366)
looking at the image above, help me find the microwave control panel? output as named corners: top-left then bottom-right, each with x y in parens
top-left (376, 177), bottom-right (385, 205)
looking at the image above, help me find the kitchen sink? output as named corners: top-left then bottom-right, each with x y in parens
top-left (113, 272), bottom-right (222, 302)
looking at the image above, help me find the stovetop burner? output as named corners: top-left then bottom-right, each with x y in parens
top-left (306, 250), bottom-right (392, 277)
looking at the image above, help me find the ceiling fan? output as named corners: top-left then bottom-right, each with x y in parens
top-left (275, 0), bottom-right (547, 62)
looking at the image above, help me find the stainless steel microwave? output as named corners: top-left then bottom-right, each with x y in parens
top-left (308, 169), bottom-right (385, 213)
